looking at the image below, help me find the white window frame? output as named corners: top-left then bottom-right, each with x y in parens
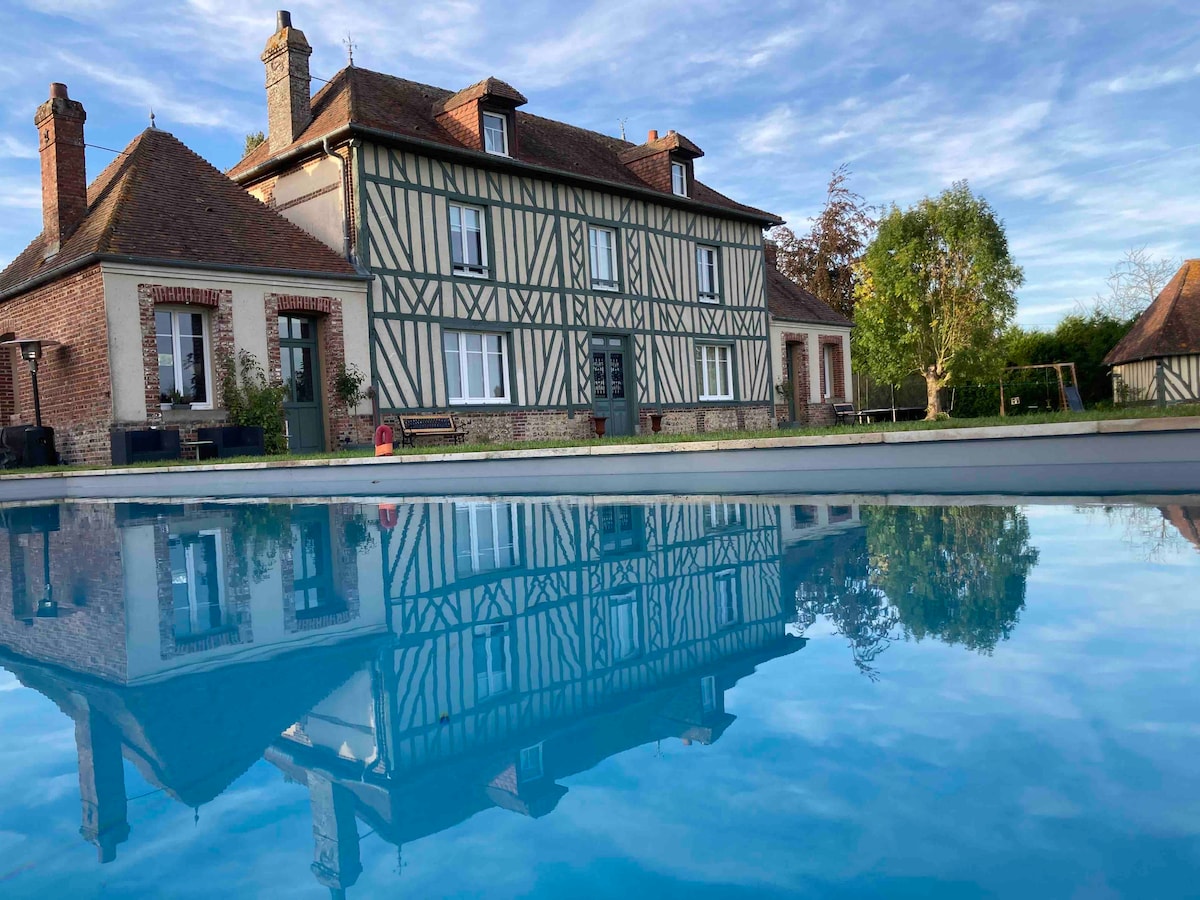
top-left (609, 591), bottom-right (642, 662)
top-left (156, 307), bottom-right (213, 410)
top-left (588, 225), bottom-right (619, 291)
top-left (170, 529), bottom-right (225, 636)
top-left (473, 622), bottom-right (512, 700)
top-left (705, 502), bottom-right (742, 531)
top-left (700, 675), bottom-right (717, 714)
top-left (444, 330), bottom-right (511, 405)
top-left (482, 112), bottom-right (509, 157)
top-left (454, 500), bottom-right (520, 575)
top-left (449, 202), bottom-right (489, 277)
top-left (714, 568), bottom-right (739, 628)
top-left (696, 343), bottom-right (734, 401)
top-left (671, 161), bottom-right (687, 197)
top-left (519, 743), bottom-right (544, 781)
top-left (696, 245), bottom-right (720, 302)
top-left (823, 343), bottom-right (835, 400)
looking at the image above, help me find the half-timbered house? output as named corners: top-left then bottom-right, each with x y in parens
top-left (230, 12), bottom-right (784, 441)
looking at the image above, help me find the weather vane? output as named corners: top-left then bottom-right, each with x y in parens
top-left (149, 108), bottom-right (156, 129)
top-left (343, 34), bottom-right (357, 67)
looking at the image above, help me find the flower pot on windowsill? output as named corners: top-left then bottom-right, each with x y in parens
top-left (649, 413), bottom-right (664, 433)
top-left (593, 416), bottom-right (608, 438)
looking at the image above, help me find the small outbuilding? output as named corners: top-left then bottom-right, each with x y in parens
top-left (1104, 259), bottom-right (1200, 405)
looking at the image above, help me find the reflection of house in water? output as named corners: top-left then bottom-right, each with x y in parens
top-left (272, 498), bottom-right (802, 894)
top-left (0, 501), bottom-right (387, 861)
top-left (0, 496), bottom-right (819, 893)
top-left (1159, 506), bottom-right (1200, 552)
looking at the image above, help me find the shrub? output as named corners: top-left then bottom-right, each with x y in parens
top-left (218, 349), bottom-right (287, 454)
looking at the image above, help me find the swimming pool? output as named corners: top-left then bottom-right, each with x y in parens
top-left (0, 495), bottom-right (1197, 897)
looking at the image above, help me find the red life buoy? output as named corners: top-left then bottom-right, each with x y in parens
top-left (374, 424), bottom-right (394, 457)
top-left (378, 503), bottom-right (399, 530)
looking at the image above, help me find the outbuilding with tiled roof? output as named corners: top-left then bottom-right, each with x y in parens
top-left (1104, 259), bottom-right (1200, 404)
top-left (0, 84), bottom-right (372, 465)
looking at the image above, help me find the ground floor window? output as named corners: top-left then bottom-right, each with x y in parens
top-left (444, 330), bottom-right (510, 404)
top-left (696, 343), bottom-right (734, 401)
top-left (156, 308), bottom-right (211, 407)
top-left (168, 530), bottom-right (224, 638)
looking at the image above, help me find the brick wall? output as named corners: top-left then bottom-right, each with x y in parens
top-left (623, 152), bottom-right (693, 194)
top-left (0, 503), bottom-right (128, 681)
top-left (436, 104), bottom-right (483, 151)
top-left (0, 265), bottom-right (112, 464)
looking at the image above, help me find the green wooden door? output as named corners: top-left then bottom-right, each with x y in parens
top-left (279, 315), bottom-right (325, 454)
top-left (591, 334), bottom-right (634, 436)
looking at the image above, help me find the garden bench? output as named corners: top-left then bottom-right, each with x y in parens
top-left (398, 414), bottom-right (467, 447)
top-left (832, 402), bottom-right (857, 425)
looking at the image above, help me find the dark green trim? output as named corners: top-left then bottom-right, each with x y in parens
top-left (362, 170), bottom-right (763, 250)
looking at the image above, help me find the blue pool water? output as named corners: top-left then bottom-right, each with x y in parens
top-left (0, 496), bottom-right (1197, 898)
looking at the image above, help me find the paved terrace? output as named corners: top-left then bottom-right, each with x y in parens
top-left (1, 417), bottom-right (1199, 501)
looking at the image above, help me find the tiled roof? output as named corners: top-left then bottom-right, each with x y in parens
top-left (228, 67), bottom-right (780, 225)
top-left (440, 77), bottom-right (527, 113)
top-left (0, 128), bottom-right (359, 299)
top-left (765, 266), bottom-right (852, 327)
top-left (1104, 259), bottom-right (1200, 365)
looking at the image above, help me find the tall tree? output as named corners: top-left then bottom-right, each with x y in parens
top-left (1086, 246), bottom-right (1177, 322)
top-left (768, 165), bottom-right (875, 319)
top-left (853, 182), bottom-right (1023, 419)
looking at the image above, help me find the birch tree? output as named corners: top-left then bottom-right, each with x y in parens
top-left (853, 182), bottom-right (1023, 419)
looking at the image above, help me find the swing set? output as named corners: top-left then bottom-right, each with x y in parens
top-left (998, 363), bottom-right (1083, 415)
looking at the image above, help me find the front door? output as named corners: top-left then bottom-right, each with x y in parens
top-left (279, 315), bottom-right (325, 453)
top-left (591, 334), bottom-right (633, 436)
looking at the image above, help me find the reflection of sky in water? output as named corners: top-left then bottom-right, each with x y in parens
top-left (0, 501), bottom-right (1198, 898)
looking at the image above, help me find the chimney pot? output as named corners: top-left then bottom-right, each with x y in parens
top-left (276, 10), bottom-right (292, 30)
top-left (647, 129), bottom-right (658, 142)
top-left (49, 82), bottom-right (68, 99)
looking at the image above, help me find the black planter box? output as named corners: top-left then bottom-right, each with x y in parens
top-left (1, 425), bottom-right (58, 468)
top-left (111, 428), bottom-right (181, 465)
top-left (196, 425), bottom-right (265, 458)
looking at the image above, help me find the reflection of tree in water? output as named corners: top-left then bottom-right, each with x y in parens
top-left (1080, 504), bottom-right (1200, 562)
top-left (867, 506), bottom-right (1039, 653)
top-left (791, 529), bottom-right (896, 680)
top-left (790, 505), bottom-right (1039, 673)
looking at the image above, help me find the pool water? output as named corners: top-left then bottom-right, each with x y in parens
top-left (0, 496), bottom-right (1197, 898)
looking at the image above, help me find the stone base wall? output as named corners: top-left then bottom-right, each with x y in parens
top-left (382, 404), bottom-right (775, 446)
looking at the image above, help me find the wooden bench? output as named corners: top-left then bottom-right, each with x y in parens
top-left (398, 414), bottom-right (467, 447)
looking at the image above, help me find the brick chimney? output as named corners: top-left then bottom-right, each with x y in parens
top-left (34, 83), bottom-right (87, 257)
top-left (261, 10), bottom-right (312, 153)
top-left (764, 240), bottom-right (779, 269)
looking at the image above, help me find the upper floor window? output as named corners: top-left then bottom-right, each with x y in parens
top-left (156, 308), bottom-right (211, 409)
top-left (696, 343), bottom-right (734, 401)
top-left (450, 203), bottom-right (488, 276)
top-left (588, 225), bottom-right (619, 291)
top-left (696, 245), bottom-right (720, 302)
top-left (454, 500), bottom-right (519, 576)
top-left (483, 112), bottom-right (509, 156)
top-left (671, 161), bottom-right (687, 196)
top-left (444, 330), bottom-right (510, 404)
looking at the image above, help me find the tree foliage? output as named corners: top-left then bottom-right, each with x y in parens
top-left (244, 131), bottom-right (266, 155)
top-left (218, 349), bottom-right (287, 454)
top-left (768, 165), bottom-right (875, 319)
top-left (864, 505), bottom-right (1039, 652)
top-left (853, 181), bottom-right (1024, 418)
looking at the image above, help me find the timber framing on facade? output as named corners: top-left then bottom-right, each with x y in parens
top-left (231, 13), bottom-right (787, 441)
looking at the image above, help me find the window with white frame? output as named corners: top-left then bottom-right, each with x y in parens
top-left (473, 622), bottom-right (512, 700)
top-left (696, 245), bottom-right (719, 301)
top-left (695, 343), bottom-right (734, 401)
top-left (156, 308), bottom-right (212, 408)
top-left (588, 225), bottom-right (618, 290)
top-left (449, 203), bottom-right (488, 276)
top-left (609, 592), bottom-right (641, 662)
top-left (700, 674), bottom-right (717, 714)
top-left (454, 501), bottom-right (519, 576)
top-left (168, 530), bottom-right (224, 638)
top-left (519, 743), bottom-right (544, 781)
top-left (714, 568), bottom-right (739, 628)
top-left (671, 161), bottom-right (687, 196)
top-left (444, 330), bottom-right (510, 404)
top-left (704, 502), bottom-right (742, 531)
top-left (483, 112), bottom-right (509, 156)
top-left (823, 343), bottom-right (836, 400)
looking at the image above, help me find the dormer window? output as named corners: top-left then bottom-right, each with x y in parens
top-left (483, 112), bottom-right (509, 156)
top-left (671, 161), bottom-right (687, 196)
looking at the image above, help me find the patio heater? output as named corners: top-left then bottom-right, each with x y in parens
top-left (1, 337), bottom-right (60, 466)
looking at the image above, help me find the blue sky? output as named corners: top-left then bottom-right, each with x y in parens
top-left (1, 1), bottom-right (1198, 326)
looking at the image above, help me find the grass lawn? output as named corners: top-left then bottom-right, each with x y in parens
top-left (5, 403), bottom-right (1200, 478)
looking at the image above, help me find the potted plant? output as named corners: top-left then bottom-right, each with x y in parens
top-left (333, 362), bottom-right (367, 447)
top-left (166, 389), bottom-right (190, 410)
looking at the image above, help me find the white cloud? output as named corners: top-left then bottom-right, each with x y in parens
top-left (1096, 62), bottom-right (1200, 95)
